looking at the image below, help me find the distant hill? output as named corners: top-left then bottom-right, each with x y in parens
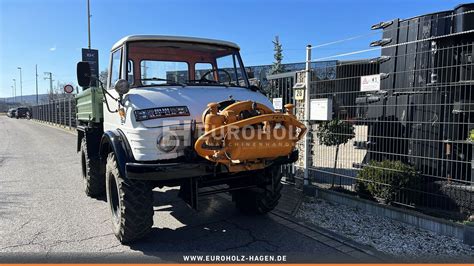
top-left (0, 94), bottom-right (50, 105)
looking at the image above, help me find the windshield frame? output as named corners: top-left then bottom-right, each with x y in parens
top-left (124, 40), bottom-right (250, 88)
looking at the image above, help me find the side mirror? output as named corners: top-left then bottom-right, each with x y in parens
top-left (77, 62), bottom-right (91, 87)
top-left (114, 79), bottom-right (130, 95)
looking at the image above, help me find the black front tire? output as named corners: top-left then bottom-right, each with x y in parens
top-left (106, 152), bottom-right (154, 243)
top-left (232, 166), bottom-right (283, 214)
top-left (80, 138), bottom-right (105, 197)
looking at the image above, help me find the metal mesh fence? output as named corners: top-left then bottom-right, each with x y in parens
top-left (268, 39), bottom-right (474, 220)
top-left (306, 41), bottom-right (474, 220)
top-left (30, 97), bottom-right (77, 128)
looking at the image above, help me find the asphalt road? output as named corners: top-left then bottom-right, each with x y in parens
top-left (0, 116), bottom-right (376, 263)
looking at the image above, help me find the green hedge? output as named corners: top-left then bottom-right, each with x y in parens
top-left (355, 160), bottom-right (420, 204)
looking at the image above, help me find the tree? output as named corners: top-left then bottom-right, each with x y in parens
top-left (270, 36), bottom-right (285, 75)
top-left (48, 81), bottom-right (76, 101)
top-left (316, 119), bottom-right (355, 187)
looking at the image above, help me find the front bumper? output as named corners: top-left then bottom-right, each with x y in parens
top-left (125, 150), bottom-right (299, 181)
top-left (126, 162), bottom-right (211, 180)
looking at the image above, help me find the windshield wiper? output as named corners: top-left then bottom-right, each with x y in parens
top-left (140, 77), bottom-right (185, 87)
top-left (185, 79), bottom-right (240, 88)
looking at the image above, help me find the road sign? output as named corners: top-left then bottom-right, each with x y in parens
top-left (81, 48), bottom-right (99, 87)
top-left (273, 98), bottom-right (283, 110)
top-left (360, 74), bottom-right (380, 91)
top-left (63, 84), bottom-right (74, 94)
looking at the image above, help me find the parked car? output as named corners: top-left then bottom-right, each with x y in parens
top-left (7, 108), bottom-right (17, 118)
top-left (15, 107), bottom-right (30, 119)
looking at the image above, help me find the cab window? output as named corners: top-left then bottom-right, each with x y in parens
top-left (216, 54), bottom-right (246, 86)
top-left (110, 48), bottom-right (122, 87)
top-left (195, 63), bottom-right (213, 80)
top-left (127, 60), bottom-right (134, 85)
top-left (140, 60), bottom-right (188, 85)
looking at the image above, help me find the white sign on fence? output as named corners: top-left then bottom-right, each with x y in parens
top-left (310, 98), bottom-right (332, 121)
top-left (272, 98), bottom-right (283, 110)
top-left (360, 74), bottom-right (381, 91)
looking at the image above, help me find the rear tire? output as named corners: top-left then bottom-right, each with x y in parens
top-left (80, 138), bottom-right (105, 197)
top-left (232, 166), bottom-right (283, 214)
top-left (106, 152), bottom-right (154, 243)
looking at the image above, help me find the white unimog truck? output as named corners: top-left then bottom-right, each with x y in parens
top-left (75, 35), bottom-right (306, 243)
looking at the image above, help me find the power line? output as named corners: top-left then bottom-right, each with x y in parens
top-left (309, 9), bottom-right (474, 51)
top-left (312, 29), bottom-right (474, 62)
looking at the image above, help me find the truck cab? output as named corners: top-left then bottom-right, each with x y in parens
top-left (75, 35), bottom-right (306, 243)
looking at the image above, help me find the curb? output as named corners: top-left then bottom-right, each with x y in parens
top-left (30, 119), bottom-right (77, 136)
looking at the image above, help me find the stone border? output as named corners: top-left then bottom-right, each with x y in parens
top-left (313, 187), bottom-right (474, 245)
top-left (30, 119), bottom-right (77, 135)
top-left (270, 211), bottom-right (389, 262)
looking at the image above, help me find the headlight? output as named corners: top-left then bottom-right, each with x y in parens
top-left (134, 106), bottom-right (190, 122)
top-left (157, 133), bottom-right (178, 152)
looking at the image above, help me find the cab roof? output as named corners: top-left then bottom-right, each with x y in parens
top-left (111, 35), bottom-right (240, 51)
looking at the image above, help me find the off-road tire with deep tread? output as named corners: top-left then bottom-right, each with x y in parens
top-left (232, 166), bottom-right (283, 214)
top-left (80, 138), bottom-right (105, 197)
top-left (106, 152), bottom-right (154, 243)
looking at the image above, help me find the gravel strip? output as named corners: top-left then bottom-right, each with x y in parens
top-left (296, 198), bottom-right (474, 260)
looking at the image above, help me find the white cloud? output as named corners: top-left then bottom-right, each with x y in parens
top-left (49, 45), bottom-right (57, 52)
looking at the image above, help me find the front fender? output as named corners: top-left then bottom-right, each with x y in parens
top-left (99, 129), bottom-right (134, 179)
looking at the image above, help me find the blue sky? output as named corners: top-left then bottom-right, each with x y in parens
top-left (0, 0), bottom-right (469, 98)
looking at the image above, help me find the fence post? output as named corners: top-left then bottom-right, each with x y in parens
top-left (53, 101), bottom-right (55, 124)
top-left (63, 99), bottom-right (66, 127)
top-left (61, 100), bottom-right (64, 126)
top-left (57, 100), bottom-right (59, 125)
top-left (68, 98), bottom-right (72, 129)
top-left (58, 100), bottom-right (61, 126)
top-left (303, 45), bottom-right (312, 186)
top-left (55, 100), bottom-right (57, 125)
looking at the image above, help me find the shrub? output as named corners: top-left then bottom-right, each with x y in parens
top-left (356, 160), bottom-right (419, 204)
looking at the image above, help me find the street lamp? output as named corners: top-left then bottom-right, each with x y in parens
top-left (12, 78), bottom-right (16, 103)
top-left (17, 67), bottom-right (22, 103)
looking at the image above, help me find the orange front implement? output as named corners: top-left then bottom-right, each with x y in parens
top-left (194, 101), bottom-right (307, 172)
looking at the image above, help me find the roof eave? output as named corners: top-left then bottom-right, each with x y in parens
top-left (111, 35), bottom-right (240, 51)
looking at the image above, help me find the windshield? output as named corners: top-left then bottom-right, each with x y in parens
top-left (127, 41), bottom-right (249, 87)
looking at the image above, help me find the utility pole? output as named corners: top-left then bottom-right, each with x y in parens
top-left (87, 0), bottom-right (91, 49)
top-left (12, 78), bottom-right (16, 103)
top-left (303, 45), bottom-right (312, 186)
top-left (35, 65), bottom-right (39, 104)
top-left (44, 72), bottom-right (53, 96)
top-left (17, 67), bottom-right (22, 103)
